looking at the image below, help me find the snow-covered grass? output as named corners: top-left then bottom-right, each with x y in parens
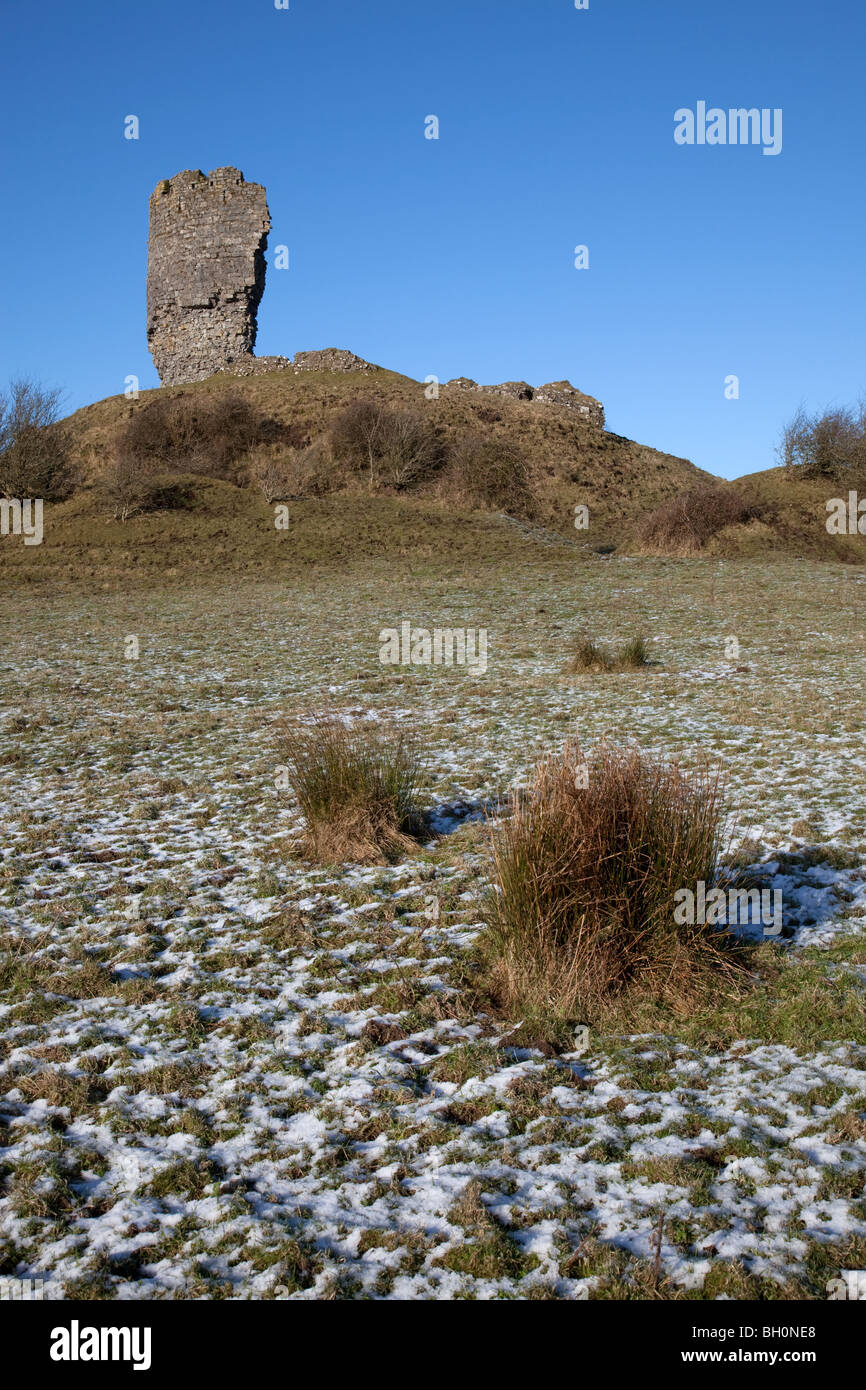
top-left (1, 554), bottom-right (865, 1299)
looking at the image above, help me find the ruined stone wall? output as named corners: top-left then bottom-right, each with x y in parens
top-left (533, 381), bottom-right (605, 428)
top-left (217, 348), bottom-right (380, 380)
top-left (443, 377), bottom-right (605, 428)
top-left (147, 168), bottom-right (271, 385)
top-left (292, 348), bottom-right (378, 375)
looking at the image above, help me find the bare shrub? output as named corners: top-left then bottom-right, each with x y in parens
top-left (247, 442), bottom-right (335, 501)
top-left (116, 392), bottom-right (289, 482)
top-left (102, 453), bottom-right (153, 521)
top-left (779, 401), bottom-right (866, 480)
top-left (0, 377), bottom-right (73, 498)
top-left (280, 714), bottom-right (428, 865)
top-left (329, 399), bottom-right (393, 489)
top-left (102, 455), bottom-right (195, 520)
top-left (486, 741), bottom-right (742, 1025)
top-left (635, 486), bottom-right (756, 552)
top-left (380, 410), bottom-right (444, 489)
top-left (449, 434), bottom-right (533, 513)
top-left (245, 445), bottom-right (288, 503)
top-left (329, 400), bottom-right (443, 490)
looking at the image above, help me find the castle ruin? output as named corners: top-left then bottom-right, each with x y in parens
top-left (144, 167), bottom-right (604, 427)
top-left (146, 168), bottom-right (271, 385)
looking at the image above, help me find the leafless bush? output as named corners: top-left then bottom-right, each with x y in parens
top-left (329, 399), bottom-right (392, 489)
top-left (329, 399), bottom-right (443, 490)
top-left (247, 441), bottom-right (337, 500)
top-left (0, 377), bottom-right (73, 498)
top-left (102, 453), bottom-right (194, 521)
top-left (635, 486), bottom-right (756, 552)
top-left (449, 433), bottom-right (533, 513)
top-left (116, 392), bottom-right (290, 482)
top-left (102, 453), bottom-right (151, 520)
top-left (380, 410), bottom-right (444, 489)
top-left (779, 401), bottom-right (866, 479)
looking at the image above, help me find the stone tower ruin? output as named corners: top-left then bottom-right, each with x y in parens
top-left (146, 167), bottom-right (271, 385)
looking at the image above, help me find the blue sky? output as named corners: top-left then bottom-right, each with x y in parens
top-left (1, 0), bottom-right (864, 479)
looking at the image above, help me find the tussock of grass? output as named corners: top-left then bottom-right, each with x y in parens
top-left (281, 713), bottom-right (428, 865)
top-left (485, 740), bottom-right (747, 1025)
top-left (567, 635), bottom-right (650, 673)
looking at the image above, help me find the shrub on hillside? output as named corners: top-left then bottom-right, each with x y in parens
top-left (247, 441), bottom-right (336, 501)
top-left (779, 402), bottom-right (866, 480)
top-left (0, 378), bottom-right (74, 499)
top-left (280, 713), bottom-right (428, 865)
top-left (635, 485), bottom-right (756, 552)
top-left (116, 392), bottom-right (291, 482)
top-left (329, 399), bottom-right (390, 487)
top-left (329, 399), bottom-right (443, 490)
top-left (448, 434), bottom-right (533, 513)
top-left (486, 741), bottom-right (742, 1025)
top-left (380, 409), bottom-right (445, 489)
top-left (102, 456), bottom-right (196, 521)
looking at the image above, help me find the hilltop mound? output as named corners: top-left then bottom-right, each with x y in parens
top-left (4, 358), bottom-right (862, 585)
top-left (3, 359), bottom-right (707, 578)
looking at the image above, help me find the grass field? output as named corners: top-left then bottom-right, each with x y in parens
top-left (1, 549), bottom-right (865, 1299)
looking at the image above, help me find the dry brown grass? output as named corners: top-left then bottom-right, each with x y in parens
top-left (485, 740), bottom-right (748, 1026)
top-left (566, 635), bottom-right (650, 673)
top-left (280, 713), bottom-right (428, 865)
top-left (46, 365), bottom-right (710, 543)
top-left (635, 486), bottom-right (758, 554)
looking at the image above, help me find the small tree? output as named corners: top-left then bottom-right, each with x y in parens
top-left (0, 377), bottom-right (71, 498)
top-left (329, 399), bottom-right (393, 490)
top-left (779, 400), bottom-right (866, 479)
top-left (380, 409), bottom-right (443, 489)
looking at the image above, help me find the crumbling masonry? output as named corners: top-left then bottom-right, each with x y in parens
top-left (146, 168), bottom-right (270, 385)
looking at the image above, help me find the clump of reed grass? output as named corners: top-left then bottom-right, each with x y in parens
top-left (567, 635), bottom-right (650, 673)
top-left (281, 713), bottom-right (427, 865)
top-left (485, 740), bottom-right (745, 1026)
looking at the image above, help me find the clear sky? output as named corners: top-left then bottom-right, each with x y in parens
top-left (1, 0), bottom-right (864, 479)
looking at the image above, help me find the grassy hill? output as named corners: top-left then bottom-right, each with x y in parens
top-left (3, 360), bottom-right (864, 583)
top-left (716, 465), bottom-right (866, 563)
